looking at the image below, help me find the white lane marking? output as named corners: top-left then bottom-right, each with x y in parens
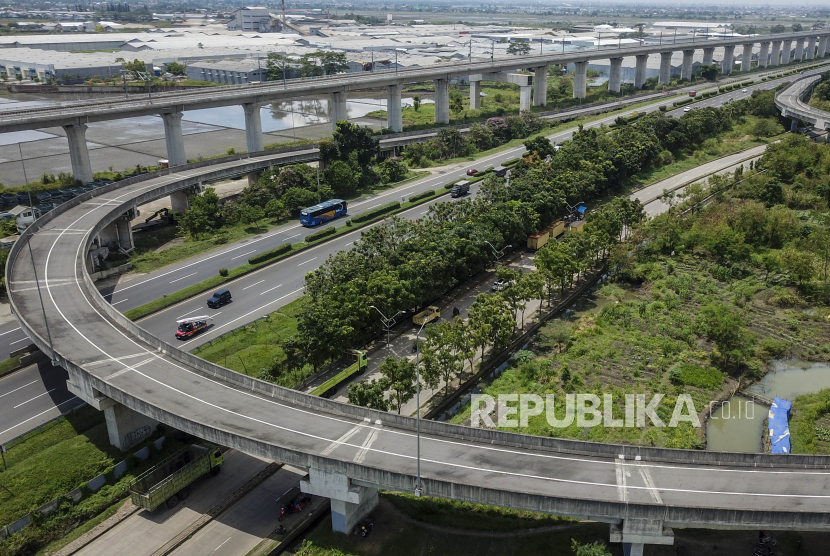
top-left (13, 388), bottom-right (56, 408)
top-left (321, 418), bottom-right (370, 456)
top-left (0, 397), bottom-right (79, 436)
top-left (615, 458), bottom-right (628, 502)
top-left (231, 250), bottom-right (256, 261)
top-left (344, 242), bottom-right (353, 248)
top-left (637, 461), bottom-right (664, 504)
top-left (284, 233), bottom-right (301, 240)
top-left (9, 338), bottom-right (28, 345)
top-left (212, 536), bottom-right (233, 553)
top-left (0, 380), bottom-right (37, 399)
top-left (0, 327), bottom-right (21, 336)
top-left (111, 299), bottom-right (128, 306)
top-left (33, 87), bottom-right (825, 507)
top-left (354, 420), bottom-right (383, 464)
top-left (176, 307), bottom-right (203, 319)
top-left (107, 358), bottom-right (155, 380)
top-left (243, 280), bottom-right (265, 290)
top-left (297, 257), bottom-right (317, 266)
top-left (170, 272), bottom-right (197, 283)
top-left (366, 204), bottom-right (381, 210)
top-left (86, 352), bottom-right (153, 366)
top-left (259, 284), bottom-right (283, 296)
top-left (180, 290), bottom-right (300, 346)
top-left (11, 282), bottom-right (73, 293)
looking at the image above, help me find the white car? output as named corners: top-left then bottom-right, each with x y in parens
top-left (492, 278), bottom-right (510, 292)
top-left (742, 89), bottom-right (748, 93)
top-left (683, 107), bottom-right (691, 112)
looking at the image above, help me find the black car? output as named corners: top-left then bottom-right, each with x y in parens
top-left (207, 289), bottom-right (232, 308)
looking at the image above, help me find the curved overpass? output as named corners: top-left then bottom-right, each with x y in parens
top-left (775, 74), bottom-right (830, 130)
top-left (8, 154), bottom-right (830, 544)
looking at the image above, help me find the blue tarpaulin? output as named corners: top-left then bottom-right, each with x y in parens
top-left (577, 205), bottom-right (587, 214)
top-left (769, 397), bottom-right (792, 454)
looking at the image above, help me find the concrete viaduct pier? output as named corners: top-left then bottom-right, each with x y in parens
top-left (0, 30), bottom-right (827, 186)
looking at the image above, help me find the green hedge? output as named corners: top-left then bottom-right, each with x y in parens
top-left (351, 201), bottom-right (401, 224)
top-left (305, 226), bottom-right (336, 243)
top-left (248, 243), bottom-right (292, 265)
top-left (502, 158), bottom-right (522, 167)
top-left (408, 190), bottom-right (435, 203)
top-left (674, 98), bottom-right (693, 106)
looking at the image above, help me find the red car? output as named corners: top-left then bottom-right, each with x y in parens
top-left (466, 168), bottom-right (478, 176)
top-left (175, 316), bottom-right (211, 340)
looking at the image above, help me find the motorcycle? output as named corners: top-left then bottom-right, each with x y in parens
top-left (354, 522), bottom-right (374, 538)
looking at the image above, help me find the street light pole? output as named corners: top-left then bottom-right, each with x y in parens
top-left (370, 306), bottom-right (405, 347)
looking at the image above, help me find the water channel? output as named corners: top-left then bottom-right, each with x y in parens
top-left (706, 360), bottom-right (830, 452)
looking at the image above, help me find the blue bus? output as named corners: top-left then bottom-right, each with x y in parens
top-left (299, 199), bottom-right (348, 227)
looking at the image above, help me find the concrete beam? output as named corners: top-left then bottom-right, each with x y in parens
top-left (807, 37), bottom-right (817, 60)
top-left (161, 112), bottom-right (187, 166)
top-left (721, 45), bottom-right (735, 75)
top-left (609, 57), bottom-right (623, 92)
top-left (702, 47), bottom-right (715, 66)
top-left (330, 90), bottom-right (348, 130)
top-left (758, 42), bottom-right (770, 68)
top-left (386, 83), bottom-right (403, 132)
top-left (795, 38), bottom-right (805, 62)
top-left (680, 50), bottom-right (694, 81)
top-left (301, 467), bottom-right (378, 534)
top-left (658, 52), bottom-right (672, 85)
top-left (770, 40), bottom-right (782, 66)
top-left (782, 39), bottom-right (793, 64)
top-left (62, 124), bottom-right (93, 185)
top-left (634, 54), bottom-right (649, 89)
top-left (242, 102), bottom-right (264, 154)
top-left (434, 78), bottom-right (450, 124)
top-left (533, 65), bottom-right (547, 107)
top-left (469, 80), bottom-right (481, 110)
top-left (741, 43), bottom-right (753, 72)
top-left (573, 61), bottom-right (588, 99)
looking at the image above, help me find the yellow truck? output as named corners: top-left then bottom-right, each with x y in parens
top-left (547, 220), bottom-right (565, 238)
top-left (527, 231), bottom-right (549, 250)
top-left (413, 306), bottom-right (440, 326)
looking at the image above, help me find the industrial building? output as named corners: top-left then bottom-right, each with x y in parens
top-left (186, 59), bottom-right (267, 84)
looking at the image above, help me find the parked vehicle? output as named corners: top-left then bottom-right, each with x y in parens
top-left (450, 181), bottom-right (469, 198)
top-left (354, 520), bottom-right (373, 538)
top-left (466, 168), bottom-right (478, 176)
top-left (412, 306), bottom-right (440, 326)
top-left (492, 278), bottom-right (510, 291)
top-left (207, 289), bottom-right (232, 308)
top-left (129, 444), bottom-right (223, 511)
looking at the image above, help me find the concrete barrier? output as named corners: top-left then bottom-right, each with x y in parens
top-left (87, 474), bottom-right (107, 493)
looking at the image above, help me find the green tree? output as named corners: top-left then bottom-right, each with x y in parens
top-left (810, 227), bottom-right (830, 286)
top-left (436, 128), bottom-right (466, 158)
top-left (265, 52), bottom-right (291, 81)
top-left (468, 123), bottom-right (494, 151)
top-left (506, 41), bottom-right (531, 56)
top-left (318, 51), bottom-right (349, 75)
top-left (450, 95), bottom-right (464, 121)
top-left (792, 23), bottom-right (803, 32)
top-left (378, 356), bottom-right (417, 414)
top-left (539, 319), bottom-right (572, 353)
top-left (281, 187), bottom-right (319, 214)
top-left (571, 539), bottom-right (612, 556)
top-left (413, 95), bottom-right (421, 112)
top-left (698, 302), bottom-right (756, 368)
top-left (325, 160), bottom-right (359, 196)
top-left (120, 58), bottom-right (146, 73)
top-left (347, 380), bottom-right (388, 411)
top-left (523, 136), bottom-right (556, 159)
top-left (165, 61), bottom-right (186, 75)
top-left (375, 157), bottom-right (409, 184)
top-left (468, 292), bottom-right (516, 353)
top-left (751, 118), bottom-right (779, 139)
top-left (780, 248), bottom-right (816, 285)
top-left (320, 121), bottom-right (378, 175)
top-left (422, 321), bottom-right (464, 395)
top-left (179, 188), bottom-right (222, 237)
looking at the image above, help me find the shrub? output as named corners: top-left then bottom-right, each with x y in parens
top-left (351, 202), bottom-right (400, 224)
top-left (669, 364), bottom-right (724, 390)
top-left (248, 243), bottom-right (292, 265)
top-left (758, 338), bottom-right (789, 360)
top-left (305, 226), bottom-right (336, 243)
top-left (408, 190), bottom-right (435, 203)
top-left (659, 105), bottom-right (667, 112)
top-left (218, 268), bottom-right (228, 277)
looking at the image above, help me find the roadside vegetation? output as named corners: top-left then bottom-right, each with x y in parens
top-left (809, 70), bottom-right (830, 112)
top-left (0, 407), bottom-right (188, 556)
top-left (452, 132), bottom-right (830, 448)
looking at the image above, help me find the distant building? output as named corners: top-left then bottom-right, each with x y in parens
top-left (186, 59), bottom-right (267, 84)
top-left (228, 7), bottom-right (273, 33)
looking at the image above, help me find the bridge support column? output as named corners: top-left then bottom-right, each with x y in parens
top-left (807, 37), bottom-right (817, 60)
top-left (62, 124), bottom-right (94, 185)
top-left (170, 191), bottom-right (190, 213)
top-left (330, 91), bottom-right (348, 130)
top-left (300, 468), bottom-right (378, 534)
top-left (469, 80), bottom-right (481, 109)
top-left (741, 43), bottom-right (753, 72)
top-left (634, 54), bottom-right (648, 89)
top-left (243, 102), bottom-right (264, 154)
top-left (609, 57), bottom-right (623, 92)
top-left (791, 119), bottom-right (799, 131)
top-left (782, 39), bottom-right (793, 64)
top-left (572, 61), bottom-right (587, 99)
top-left (770, 40), bottom-right (782, 67)
top-left (818, 36), bottom-right (829, 58)
top-left (721, 45), bottom-right (735, 75)
top-left (610, 519), bottom-right (674, 556)
top-left (758, 42), bottom-right (770, 68)
top-left (702, 47), bottom-right (715, 66)
top-left (658, 52), bottom-right (672, 85)
top-left (532, 65), bottom-right (547, 106)
top-left (794, 38), bottom-right (804, 62)
top-left (98, 214), bottom-right (134, 252)
top-left (161, 112), bottom-right (187, 166)
top-left (680, 50), bottom-right (694, 81)
top-left (434, 78), bottom-right (450, 124)
top-left (519, 84), bottom-right (532, 110)
top-left (386, 83), bottom-right (403, 132)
